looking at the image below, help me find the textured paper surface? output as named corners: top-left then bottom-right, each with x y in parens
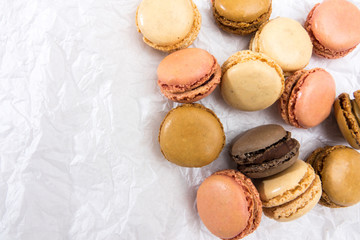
top-left (1, 0), bottom-right (360, 239)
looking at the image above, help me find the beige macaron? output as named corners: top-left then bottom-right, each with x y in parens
top-left (255, 160), bottom-right (322, 222)
top-left (221, 50), bottom-right (284, 111)
top-left (136, 0), bottom-right (201, 52)
top-left (250, 17), bottom-right (313, 75)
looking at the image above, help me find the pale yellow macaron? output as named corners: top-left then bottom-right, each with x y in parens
top-left (250, 17), bottom-right (313, 75)
top-left (221, 50), bottom-right (284, 111)
top-left (136, 0), bottom-right (201, 52)
top-left (255, 160), bottom-right (322, 222)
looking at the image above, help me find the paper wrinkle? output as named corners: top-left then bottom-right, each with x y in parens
top-left (1, 0), bottom-right (360, 239)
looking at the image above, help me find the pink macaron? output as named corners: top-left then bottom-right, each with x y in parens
top-left (196, 170), bottom-right (262, 240)
top-left (305, 0), bottom-right (360, 59)
top-left (157, 48), bottom-right (221, 103)
top-left (279, 68), bottom-right (336, 128)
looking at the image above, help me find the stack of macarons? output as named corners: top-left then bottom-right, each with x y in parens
top-left (135, 0), bottom-right (360, 239)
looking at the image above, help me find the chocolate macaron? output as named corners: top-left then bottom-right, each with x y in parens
top-left (279, 68), bottom-right (336, 128)
top-left (157, 48), bottom-right (221, 103)
top-left (231, 124), bottom-right (299, 178)
top-left (197, 169), bottom-right (262, 239)
top-left (305, 0), bottom-right (360, 59)
top-left (306, 145), bottom-right (360, 208)
top-left (333, 90), bottom-right (360, 149)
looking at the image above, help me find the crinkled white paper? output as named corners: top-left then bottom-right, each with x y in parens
top-left (1, 0), bottom-right (360, 239)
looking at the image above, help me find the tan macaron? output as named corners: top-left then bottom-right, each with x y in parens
top-left (306, 145), bottom-right (360, 208)
top-left (250, 17), bottom-right (313, 75)
top-left (159, 104), bottom-right (225, 167)
top-left (212, 0), bottom-right (272, 35)
top-left (136, 0), bottom-right (201, 52)
top-left (255, 160), bottom-right (322, 222)
top-left (333, 90), bottom-right (360, 149)
top-left (221, 50), bottom-right (284, 111)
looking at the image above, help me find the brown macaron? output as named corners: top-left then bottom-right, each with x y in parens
top-left (231, 124), bottom-right (300, 178)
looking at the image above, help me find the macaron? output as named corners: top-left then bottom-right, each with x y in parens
top-left (279, 68), bottom-right (336, 128)
top-left (305, 0), bottom-right (360, 59)
top-left (212, 0), bottom-right (272, 35)
top-left (231, 124), bottom-right (300, 178)
top-left (250, 17), bottom-right (313, 75)
top-left (306, 145), bottom-right (360, 208)
top-left (221, 50), bottom-right (284, 111)
top-left (136, 0), bottom-right (201, 52)
top-left (157, 48), bottom-right (221, 103)
top-left (333, 90), bottom-right (360, 149)
top-left (255, 160), bottom-right (322, 222)
top-left (158, 104), bottom-right (225, 167)
top-left (197, 169), bottom-right (262, 239)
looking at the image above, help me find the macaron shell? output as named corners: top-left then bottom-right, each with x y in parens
top-left (292, 69), bottom-right (336, 128)
top-left (214, 0), bottom-right (270, 22)
top-left (196, 175), bottom-right (250, 239)
top-left (158, 48), bottom-right (216, 93)
top-left (159, 104), bottom-right (225, 167)
top-left (221, 51), bottom-right (284, 111)
top-left (333, 93), bottom-right (360, 149)
top-left (253, 17), bottom-right (312, 72)
top-left (231, 124), bottom-right (286, 155)
top-left (321, 147), bottom-right (360, 207)
top-left (137, 0), bottom-right (194, 46)
top-left (310, 0), bottom-right (360, 52)
top-left (263, 174), bottom-right (322, 222)
top-left (256, 160), bottom-right (315, 207)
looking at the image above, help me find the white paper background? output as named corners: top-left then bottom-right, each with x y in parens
top-left (1, 0), bottom-right (360, 239)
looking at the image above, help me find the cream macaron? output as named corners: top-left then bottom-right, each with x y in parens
top-left (136, 0), bottom-right (201, 52)
top-left (250, 17), bottom-right (313, 75)
top-left (221, 50), bottom-right (284, 111)
top-left (255, 160), bottom-right (322, 222)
